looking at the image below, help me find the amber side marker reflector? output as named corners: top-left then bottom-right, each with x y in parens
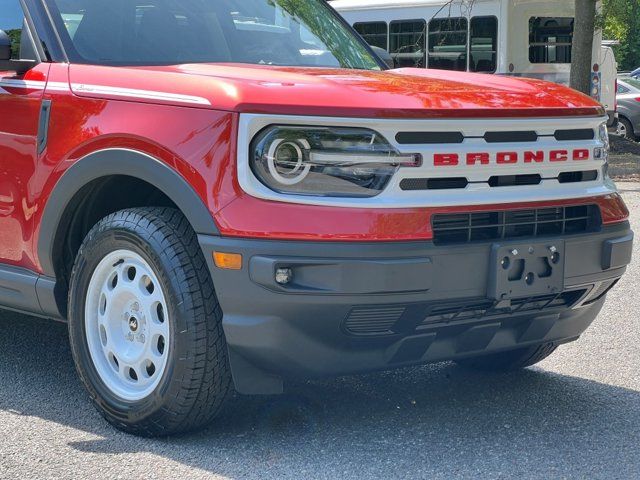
top-left (213, 252), bottom-right (243, 270)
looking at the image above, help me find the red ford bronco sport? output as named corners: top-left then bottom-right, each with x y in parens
top-left (0, 0), bottom-right (633, 436)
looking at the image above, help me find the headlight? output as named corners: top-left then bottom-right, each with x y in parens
top-left (598, 122), bottom-right (610, 151)
top-left (250, 126), bottom-right (421, 197)
top-left (596, 122), bottom-right (610, 179)
top-left (594, 122), bottom-right (609, 166)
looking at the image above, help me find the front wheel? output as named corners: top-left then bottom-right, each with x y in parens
top-left (68, 207), bottom-right (231, 436)
top-left (456, 343), bottom-right (558, 372)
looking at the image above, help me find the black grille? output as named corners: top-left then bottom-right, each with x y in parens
top-left (395, 128), bottom-right (595, 144)
top-left (558, 170), bottom-right (598, 183)
top-left (399, 171), bottom-right (596, 192)
top-left (488, 174), bottom-right (541, 187)
top-left (484, 130), bottom-right (538, 143)
top-left (400, 177), bottom-right (468, 190)
top-left (432, 205), bottom-right (600, 245)
top-left (554, 129), bottom-right (595, 141)
top-left (342, 290), bottom-right (588, 337)
top-left (420, 290), bottom-right (586, 328)
top-left (396, 131), bottom-right (464, 144)
top-left (344, 305), bottom-right (406, 335)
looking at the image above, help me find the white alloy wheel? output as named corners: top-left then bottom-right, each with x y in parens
top-left (84, 249), bottom-right (170, 401)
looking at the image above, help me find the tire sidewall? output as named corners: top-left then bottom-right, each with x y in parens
top-left (69, 223), bottom-right (198, 428)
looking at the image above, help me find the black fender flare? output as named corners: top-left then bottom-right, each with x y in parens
top-left (37, 148), bottom-right (219, 277)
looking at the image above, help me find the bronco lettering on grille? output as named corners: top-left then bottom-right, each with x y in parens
top-left (434, 149), bottom-right (591, 166)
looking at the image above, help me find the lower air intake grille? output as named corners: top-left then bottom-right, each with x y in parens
top-left (584, 279), bottom-right (619, 305)
top-left (344, 305), bottom-right (406, 335)
top-left (342, 290), bottom-right (587, 336)
top-left (421, 290), bottom-right (586, 327)
top-left (432, 205), bottom-right (601, 245)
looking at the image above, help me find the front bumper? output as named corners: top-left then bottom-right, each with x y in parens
top-left (200, 222), bottom-right (633, 394)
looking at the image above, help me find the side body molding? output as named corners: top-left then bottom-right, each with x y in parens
top-left (37, 148), bottom-right (220, 278)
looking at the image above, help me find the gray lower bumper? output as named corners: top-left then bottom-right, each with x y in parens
top-left (199, 223), bottom-right (633, 394)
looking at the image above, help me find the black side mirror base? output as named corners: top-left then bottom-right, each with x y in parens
top-left (369, 46), bottom-right (395, 70)
top-left (0, 59), bottom-right (38, 76)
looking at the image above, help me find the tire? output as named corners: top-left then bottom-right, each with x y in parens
top-left (455, 342), bottom-right (558, 372)
top-left (617, 117), bottom-right (636, 141)
top-left (68, 207), bottom-right (232, 436)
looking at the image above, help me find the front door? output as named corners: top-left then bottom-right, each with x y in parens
top-left (0, 1), bottom-right (49, 270)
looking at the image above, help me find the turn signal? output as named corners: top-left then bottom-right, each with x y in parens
top-left (213, 252), bottom-right (243, 270)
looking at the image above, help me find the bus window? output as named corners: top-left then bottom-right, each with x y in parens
top-left (470, 16), bottom-right (497, 73)
top-left (390, 20), bottom-right (426, 68)
top-left (353, 22), bottom-right (388, 50)
top-left (529, 17), bottom-right (573, 64)
top-left (428, 17), bottom-right (468, 71)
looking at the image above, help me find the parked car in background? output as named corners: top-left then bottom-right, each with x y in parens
top-left (616, 76), bottom-right (640, 140)
top-left (630, 67), bottom-right (640, 78)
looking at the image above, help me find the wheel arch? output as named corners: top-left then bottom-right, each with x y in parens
top-left (37, 148), bottom-right (220, 317)
top-left (617, 114), bottom-right (635, 133)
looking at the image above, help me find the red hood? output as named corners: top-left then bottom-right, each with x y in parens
top-left (68, 63), bottom-right (604, 118)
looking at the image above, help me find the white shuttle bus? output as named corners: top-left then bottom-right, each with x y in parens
top-left (330, 0), bottom-right (617, 125)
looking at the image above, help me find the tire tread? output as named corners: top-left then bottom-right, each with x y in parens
top-left (68, 207), bottom-right (231, 436)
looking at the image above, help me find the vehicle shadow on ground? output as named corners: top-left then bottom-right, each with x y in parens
top-left (0, 312), bottom-right (638, 479)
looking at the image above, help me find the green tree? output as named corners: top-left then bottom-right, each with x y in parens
top-left (603, 0), bottom-right (640, 71)
top-left (7, 29), bottom-right (21, 59)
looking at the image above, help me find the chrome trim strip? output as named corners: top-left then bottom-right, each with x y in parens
top-left (70, 83), bottom-right (211, 105)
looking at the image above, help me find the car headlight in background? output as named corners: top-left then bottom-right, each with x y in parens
top-left (250, 126), bottom-right (421, 197)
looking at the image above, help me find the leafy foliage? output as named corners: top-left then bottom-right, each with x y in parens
top-left (603, 0), bottom-right (640, 71)
top-left (6, 29), bottom-right (21, 59)
top-left (271, 0), bottom-right (380, 69)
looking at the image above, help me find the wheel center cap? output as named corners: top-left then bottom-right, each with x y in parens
top-left (128, 317), bottom-right (139, 332)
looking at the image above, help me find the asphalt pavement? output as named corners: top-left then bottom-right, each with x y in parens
top-left (0, 182), bottom-right (639, 480)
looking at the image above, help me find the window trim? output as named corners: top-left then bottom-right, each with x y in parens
top-left (389, 18), bottom-right (426, 68)
top-left (427, 16), bottom-right (468, 72)
top-left (469, 15), bottom-right (498, 74)
top-left (353, 21), bottom-right (388, 51)
top-left (351, 15), bottom-right (499, 74)
top-left (528, 16), bottom-right (574, 65)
